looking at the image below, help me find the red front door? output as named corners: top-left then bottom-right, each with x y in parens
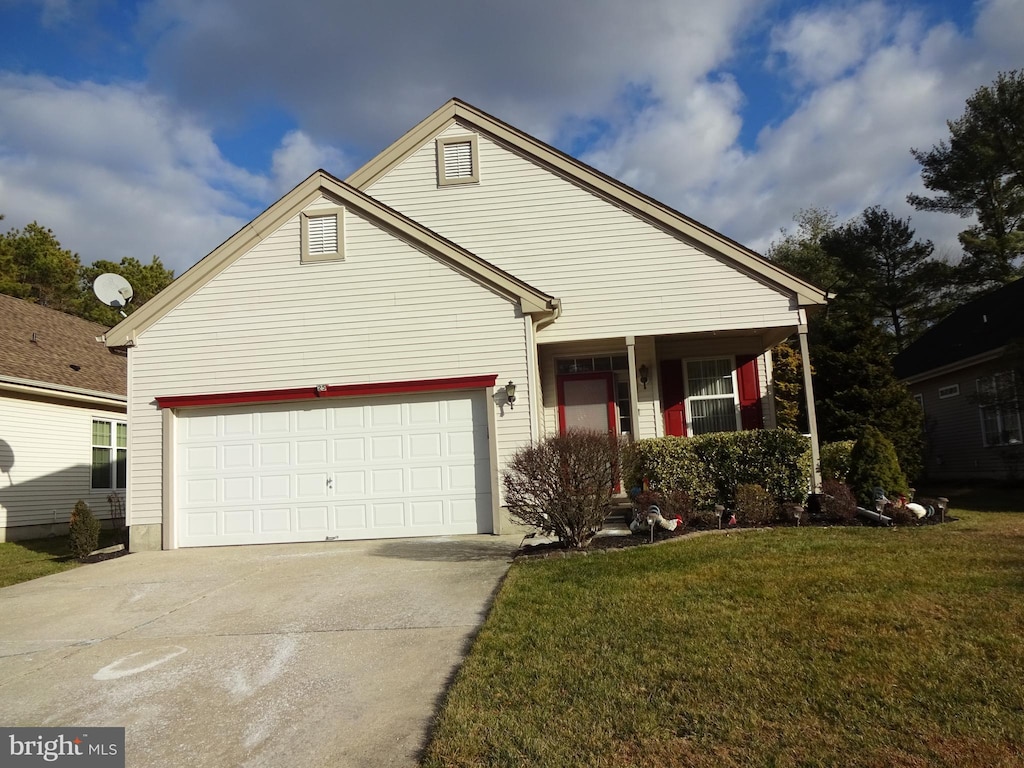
top-left (557, 372), bottom-right (616, 435)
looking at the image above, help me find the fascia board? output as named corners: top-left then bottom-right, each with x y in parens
top-left (0, 375), bottom-right (127, 407)
top-left (901, 347), bottom-right (1007, 385)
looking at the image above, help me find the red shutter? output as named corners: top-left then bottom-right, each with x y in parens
top-left (659, 360), bottom-right (687, 436)
top-left (736, 354), bottom-right (764, 430)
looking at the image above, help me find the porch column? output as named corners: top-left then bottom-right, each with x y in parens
top-left (797, 310), bottom-right (822, 494)
top-left (625, 336), bottom-right (641, 442)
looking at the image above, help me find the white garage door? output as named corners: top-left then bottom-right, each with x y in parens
top-left (174, 390), bottom-right (492, 547)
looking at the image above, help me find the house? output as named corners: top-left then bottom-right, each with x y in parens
top-left (895, 278), bottom-right (1024, 481)
top-left (0, 294), bottom-right (128, 541)
top-left (104, 99), bottom-right (828, 551)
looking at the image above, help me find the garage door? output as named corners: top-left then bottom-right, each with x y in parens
top-left (174, 390), bottom-right (492, 547)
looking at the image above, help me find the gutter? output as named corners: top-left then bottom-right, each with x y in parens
top-left (899, 347), bottom-right (1006, 385)
top-left (0, 375), bottom-right (127, 407)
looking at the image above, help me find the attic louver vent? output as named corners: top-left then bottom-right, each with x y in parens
top-left (443, 141), bottom-right (474, 178)
top-left (307, 214), bottom-right (338, 255)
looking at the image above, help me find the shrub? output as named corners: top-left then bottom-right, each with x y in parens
top-left (734, 483), bottom-right (776, 526)
top-left (622, 430), bottom-right (811, 508)
top-left (847, 426), bottom-right (909, 506)
top-left (818, 479), bottom-right (858, 524)
top-left (820, 440), bottom-right (855, 482)
top-left (622, 436), bottom-right (715, 507)
top-left (69, 500), bottom-right (101, 561)
top-left (503, 430), bottom-right (620, 549)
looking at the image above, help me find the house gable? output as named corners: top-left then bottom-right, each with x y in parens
top-left (348, 99), bottom-right (828, 316)
top-left (104, 171), bottom-right (558, 349)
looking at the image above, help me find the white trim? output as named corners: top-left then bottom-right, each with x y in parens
top-left (977, 372), bottom-right (1023, 448)
top-left (301, 207), bottom-right (345, 263)
top-left (0, 375), bottom-right (126, 406)
top-left (938, 384), bottom-right (960, 399)
top-left (436, 134), bottom-right (480, 186)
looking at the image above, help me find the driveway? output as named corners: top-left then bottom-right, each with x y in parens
top-left (0, 535), bottom-right (519, 767)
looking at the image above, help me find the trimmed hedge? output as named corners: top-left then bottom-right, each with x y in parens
top-left (622, 429), bottom-right (811, 508)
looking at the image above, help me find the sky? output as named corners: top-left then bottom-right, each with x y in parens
top-left (0, 0), bottom-right (1020, 277)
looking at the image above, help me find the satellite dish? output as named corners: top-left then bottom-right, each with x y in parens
top-left (93, 273), bottom-right (135, 317)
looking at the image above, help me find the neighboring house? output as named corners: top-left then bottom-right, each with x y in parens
top-left (0, 294), bottom-right (128, 541)
top-left (104, 99), bottom-right (828, 551)
top-left (895, 278), bottom-right (1024, 481)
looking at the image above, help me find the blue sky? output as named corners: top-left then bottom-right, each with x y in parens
top-left (0, 0), bottom-right (1019, 274)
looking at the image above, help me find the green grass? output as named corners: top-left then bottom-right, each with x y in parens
top-left (0, 530), bottom-right (119, 588)
top-left (424, 499), bottom-right (1024, 767)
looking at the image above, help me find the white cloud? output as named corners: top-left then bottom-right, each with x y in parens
top-left (0, 75), bottom-right (352, 274)
top-left (1, 0), bottom-right (1018, 279)
top-left (769, 1), bottom-right (895, 85)
top-left (270, 131), bottom-right (350, 193)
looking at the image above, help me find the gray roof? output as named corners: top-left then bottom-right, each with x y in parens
top-left (894, 279), bottom-right (1024, 380)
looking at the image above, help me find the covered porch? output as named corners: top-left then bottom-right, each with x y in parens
top-left (532, 320), bottom-right (822, 489)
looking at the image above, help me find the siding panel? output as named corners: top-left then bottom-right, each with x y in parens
top-left (367, 124), bottom-right (799, 344)
top-left (129, 202), bottom-right (532, 527)
top-left (0, 393), bottom-right (125, 538)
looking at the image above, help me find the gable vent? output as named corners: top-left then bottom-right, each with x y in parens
top-left (306, 214), bottom-right (338, 255)
top-left (443, 141), bottom-right (474, 179)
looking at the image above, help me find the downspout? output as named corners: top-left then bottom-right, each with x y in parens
top-left (524, 314), bottom-right (541, 443)
top-left (797, 309), bottom-right (822, 494)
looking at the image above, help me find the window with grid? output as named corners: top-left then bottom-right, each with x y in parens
top-left (978, 372), bottom-right (1022, 447)
top-left (92, 419), bottom-right (127, 489)
top-left (685, 358), bottom-right (740, 435)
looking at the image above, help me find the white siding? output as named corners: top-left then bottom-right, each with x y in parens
top-left (128, 200), bottom-right (532, 527)
top-left (0, 392), bottom-right (125, 539)
top-left (367, 123), bottom-right (799, 344)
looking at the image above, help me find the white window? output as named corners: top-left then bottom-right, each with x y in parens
top-left (685, 358), bottom-right (740, 435)
top-left (978, 372), bottom-right (1022, 447)
top-left (436, 135), bottom-right (479, 186)
top-left (92, 419), bottom-right (127, 490)
top-left (301, 207), bottom-right (344, 263)
top-left (938, 384), bottom-right (960, 399)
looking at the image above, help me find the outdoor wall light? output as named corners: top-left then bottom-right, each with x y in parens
top-left (638, 364), bottom-right (649, 389)
top-left (505, 380), bottom-right (516, 409)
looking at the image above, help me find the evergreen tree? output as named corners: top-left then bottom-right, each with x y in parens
top-left (821, 206), bottom-right (953, 350)
top-left (0, 221), bottom-right (82, 312)
top-left (909, 70), bottom-right (1024, 292)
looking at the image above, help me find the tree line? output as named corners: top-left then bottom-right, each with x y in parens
top-left (0, 216), bottom-right (174, 327)
top-left (771, 70), bottom-right (1024, 480)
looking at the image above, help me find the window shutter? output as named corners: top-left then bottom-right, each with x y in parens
top-left (736, 355), bottom-right (764, 429)
top-left (307, 215), bottom-right (338, 255)
top-left (443, 141), bottom-right (474, 179)
top-left (659, 360), bottom-right (687, 436)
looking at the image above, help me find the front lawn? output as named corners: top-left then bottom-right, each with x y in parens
top-left (0, 530), bottom-right (120, 588)
top-left (424, 502), bottom-right (1024, 767)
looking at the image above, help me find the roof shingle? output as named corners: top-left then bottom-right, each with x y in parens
top-left (0, 294), bottom-right (127, 397)
top-left (894, 279), bottom-right (1024, 380)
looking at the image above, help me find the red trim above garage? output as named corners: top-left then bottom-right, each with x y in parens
top-left (156, 374), bottom-right (499, 409)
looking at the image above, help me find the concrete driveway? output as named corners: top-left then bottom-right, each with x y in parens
top-left (0, 535), bottom-right (519, 767)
